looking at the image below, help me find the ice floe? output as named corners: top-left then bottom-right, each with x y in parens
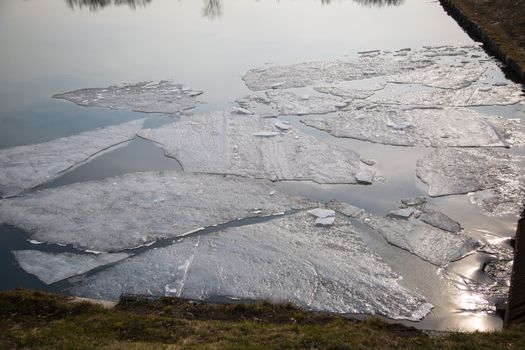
top-left (363, 214), bottom-right (481, 266)
top-left (0, 172), bottom-right (314, 252)
top-left (265, 90), bottom-right (343, 115)
top-left (0, 119), bottom-right (145, 198)
top-left (13, 250), bottom-right (128, 284)
top-left (417, 148), bottom-right (524, 216)
top-left (138, 111), bottom-right (372, 184)
top-left (70, 211), bottom-right (433, 321)
top-left (53, 81), bottom-right (202, 115)
top-left (302, 107), bottom-right (507, 147)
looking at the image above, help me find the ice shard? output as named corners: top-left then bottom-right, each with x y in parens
top-left (13, 250), bottom-right (128, 284)
top-left (302, 107), bottom-right (506, 147)
top-left (0, 172), bottom-right (315, 252)
top-left (138, 111), bottom-right (371, 184)
top-left (70, 212), bottom-right (433, 321)
top-left (53, 81), bottom-right (202, 115)
top-left (0, 119), bottom-right (145, 198)
top-left (363, 215), bottom-right (481, 266)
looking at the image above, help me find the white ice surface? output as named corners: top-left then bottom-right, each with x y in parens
top-left (0, 119), bottom-right (145, 198)
top-left (302, 107), bottom-right (506, 147)
top-left (53, 81), bottom-right (201, 114)
top-left (265, 90), bottom-right (342, 115)
top-left (13, 250), bottom-right (128, 284)
top-left (70, 212), bottom-right (433, 321)
top-left (138, 111), bottom-right (370, 184)
top-left (363, 215), bottom-right (481, 266)
top-left (0, 172), bottom-right (314, 252)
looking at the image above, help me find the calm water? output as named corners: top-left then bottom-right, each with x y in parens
top-left (1, 0), bottom-right (524, 332)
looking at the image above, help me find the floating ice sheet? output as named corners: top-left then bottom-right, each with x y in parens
top-left (314, 84), bottom-right (385, 99)
top-left (369, 83), bottom-right (524, 107)
top-left (302, 107), bottom-right (506, 147)
top-left (243, 56), bottom-right (433, 91)
top-left (53, 81), bottom-right (202, 115)
top-left (418, 209), bottom-right (462, 233)
top-left (70, 212), bottom-right (433, 321)
top-left (138, 111), bottom-right (371, 184)
top-left (0, 119), bottom-right (145, 198)
top-left (13, 250), bottom-right (128, 284)
top-left (416, 148), bottom-right (512, 196)
top-left (0, 172), bottom-right (314, 252)
top-left (363, 215), bottom-right (481, 266)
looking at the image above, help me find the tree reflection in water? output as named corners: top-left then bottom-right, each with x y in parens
top-left (64, 0), bottom-right (404, 16)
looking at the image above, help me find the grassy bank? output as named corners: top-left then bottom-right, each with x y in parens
top-left (440, 0), bottom-right (525, 82)
top-left (1, 289), bottom-right (525, 349)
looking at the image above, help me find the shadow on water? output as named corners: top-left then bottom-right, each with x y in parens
top-left (63, 0), bottom-right (405, 15)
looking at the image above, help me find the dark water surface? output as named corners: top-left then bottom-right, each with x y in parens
top-left (1, 0), bottom-right (524, 332)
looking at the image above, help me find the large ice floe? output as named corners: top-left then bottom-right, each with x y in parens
top-left (0, 119), bottom-right (145, 198)
top-left (13, 250), bottom-right (129, 284)
top-left (302, 106), bottom-right (507, 147)
top-left (70, 211), bottom-right (433, 321)
top-left (138, 111), bottom-right (375, 184)
top-left (53, 81), bottom-right (203, 115)
top-left (0, 172), bottom-right (314, 252)
top-left (416, 148), bottom-right (524, 216)
top-left (363, 214), bottom-right (481, 266)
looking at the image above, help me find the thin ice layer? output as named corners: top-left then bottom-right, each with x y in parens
top-left (369, 83), bottom-right (524, 107)
top-left (13, 250), bottom-right (128, 284)
top-left (0, 119), bottom-right (145, 198)
top-left (302, 107), bottom-right (506, 147)
top-left (265, 90), bottom-right (343, 115)
top-left (243, 57), bottom-right (433, 91)
top-left (138, 111), bottom-right (369, 184)
top-left (70, 212), bottom-right (433, 321)
top-left (363, 215), bottom-right (481, 266)
top-left (416, 148), bottom-right (513, 197)
top-left (0, 172), bottom-right (314, 252)
top-left (53, 81), bottom-right (202, 114)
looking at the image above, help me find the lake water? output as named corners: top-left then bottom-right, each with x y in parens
top-left (1, 0), bottom-right (524, 332)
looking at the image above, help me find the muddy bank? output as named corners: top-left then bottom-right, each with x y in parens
top-left (440, 0), bottom-right (525, 82)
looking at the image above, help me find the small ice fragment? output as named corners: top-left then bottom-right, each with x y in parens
top-left (307, 208), bottom-right (336, 218)
top-left (334, 101), bottom-right (348, 108)
top-left (269, 191), bottom-right (277, 196)
top-left (300, 95), bottom-right (310, 100)
top-left (271, 82), bottom-right (287, 89)
top-left (388, 208), bottom-right (420, 220)
top-left (326, 200), bottom-right (364, 218)
top-left (400, 197), bottom-right (427, 207)
top-left (360, 158), bottom-right (376, 166)
top-left (355, 169), bottom-right (375, 184)
top-left (274, 120), bottom-right (292, 131)
top-left (187, 90), bottom-right (204, 97)
top-left (28, 240), bottom-right (44, 245)
top-left (232, 106), bottom-right (254, 115)
top-left (252, 131), bottom-right (279, 137)
top-left (419, 209), bottom-right (462, 233)
top-left (315, 216), bottom-right (335, 227)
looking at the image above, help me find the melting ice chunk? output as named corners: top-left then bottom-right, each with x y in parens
top-left (70, 212), bottom-right (433, 321)
top-left (53, 81), bottom-right (202, 115)
top-left (0, 172), bottom-right (315, 251)
top-left (138, 111), bottom-right (368, 184)
top-left (0, 119), bottom-right (145, 198)
top-left (13, 250), bottom-right (128, 284)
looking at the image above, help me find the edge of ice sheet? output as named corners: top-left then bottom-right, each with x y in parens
top-left (53, 81), bottom-right (202, 115)
top-left (13, 250), bottom-right (129, 285)
top-left (138, 111), bottom-right (375, 184)
top-left (70, 211), bottom-right (433, 321)
top-left (0, 171), bottom-right (316, 252)
top-left (0, 119), bottom-right (145, 198)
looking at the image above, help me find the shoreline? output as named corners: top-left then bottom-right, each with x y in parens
top-left (439, 0), bottom-right (525, 83)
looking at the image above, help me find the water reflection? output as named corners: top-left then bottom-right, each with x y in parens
top-left (63, 0), bottom-right (405, 14)
top-left (65, 0), bottom-right (152, 11)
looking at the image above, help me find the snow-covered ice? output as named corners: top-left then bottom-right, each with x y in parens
top-left (13, 250), bottom-right (128, 284)
top-left (53, 81), bottom-right (202, 115)
top-left (363, 214), bottom-right (481, 266)
top-left (0, 119), bottom-right (145, 198)
top-left (70, 211), bottom-right (433, 321)
top-left (302, 107), bottom-right (506, 147)
top-left (265, 90), bottom-right (343, 115)
top-left (0, 172), bottom-right (315, 251)
top-left (138, 111), bottom-right (370, 184)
